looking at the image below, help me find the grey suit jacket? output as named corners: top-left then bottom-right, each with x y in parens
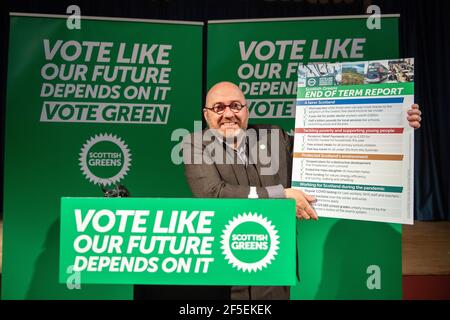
top-left (183, 124), bottom-right (293, 198)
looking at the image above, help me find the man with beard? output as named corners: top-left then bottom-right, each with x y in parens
top-left (183, 81), bottom-right (422, 300)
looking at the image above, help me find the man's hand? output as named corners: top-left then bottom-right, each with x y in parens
top-left (285, 188), bottom-right (318, 220)
top-left (407, 104), bottom-right (422, 129)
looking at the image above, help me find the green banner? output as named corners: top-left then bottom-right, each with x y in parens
top-left (207, 16), bottom-right (400, 131)
top-left (60, 198), bottom-right (296, 285)
top-left (3, 14), bottom-right (202, 299)
top-left (207, 16), bottom-right (402, 299)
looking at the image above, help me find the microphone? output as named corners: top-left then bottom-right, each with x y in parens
top-left (101, 184), bottom-right (130, 198)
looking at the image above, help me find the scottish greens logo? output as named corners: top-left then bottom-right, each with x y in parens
top-left (79, 133), bottom-right (132, 186)
top-left (221, 213), bottom-right (279, 272)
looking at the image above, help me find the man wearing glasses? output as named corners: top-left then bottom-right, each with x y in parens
top-left (183, 81), bottom-right (422, 300)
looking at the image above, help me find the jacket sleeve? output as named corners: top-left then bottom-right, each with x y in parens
top-left (270, 126), bottom-right (294, 187)
top-left (286, 130), bottom-right (294, 187)
top-left (182, 134), bottom-right (269, 199)
top-left (281, 127), bottom-right (294, 157)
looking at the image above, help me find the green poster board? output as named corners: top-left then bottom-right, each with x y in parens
top-left (59, 197), bottom-right (296, 286)
top-left (207, 16), bottom-right (402, 299)
top-left (2, 14), bottom-right (203, 299)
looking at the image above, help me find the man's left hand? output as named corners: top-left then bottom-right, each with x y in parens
top-left (407, 104), bottom-right (422, 129)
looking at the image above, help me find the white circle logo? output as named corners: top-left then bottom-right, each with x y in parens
top-left (307, 78), bottom-right (317, 86)
top-left (79, 133), bottom-right (132, 186)
top-left (221, 212), bottom-right (279, 273)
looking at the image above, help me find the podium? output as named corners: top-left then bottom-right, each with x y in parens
top-left (59, 197), bottom-right (297, 286)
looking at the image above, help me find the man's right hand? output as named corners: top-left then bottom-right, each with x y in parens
top-left (284, 188), bottom-right (318, 220)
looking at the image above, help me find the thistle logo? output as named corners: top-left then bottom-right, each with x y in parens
top-left (221, 213), bottom-right (279, 273)
top-left (79, 133), bottom-right (132, 185)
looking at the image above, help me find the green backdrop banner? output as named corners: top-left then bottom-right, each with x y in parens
top-left (2, 14), bottom-right (203, 299)
top-left (207, 16), bottom-right (402, 299)
top-left (60, 197), bottom-right (296, 285)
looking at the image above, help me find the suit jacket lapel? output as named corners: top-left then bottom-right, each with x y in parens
top-left (249, 128), bottom-right (275, 187)
top-left (220, 139), bottom-right (248, 186)
top-left (232, 164), bottom-right (249, 186)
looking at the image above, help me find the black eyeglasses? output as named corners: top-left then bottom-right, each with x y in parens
top-left (204, 101), bottom-right (247, 114)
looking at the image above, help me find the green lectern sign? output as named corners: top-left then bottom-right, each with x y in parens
top-left (60, 198), bottom-right (296, 285)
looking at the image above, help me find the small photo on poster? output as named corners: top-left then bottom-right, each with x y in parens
top-left (365, 60), bottom-right (390, 84)
top-left (388, 58), bottom-right (415, 82)
top-left (297, 62), bottom-right (342, 87)
top-left (341, 62), bottom-right (366, 85)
